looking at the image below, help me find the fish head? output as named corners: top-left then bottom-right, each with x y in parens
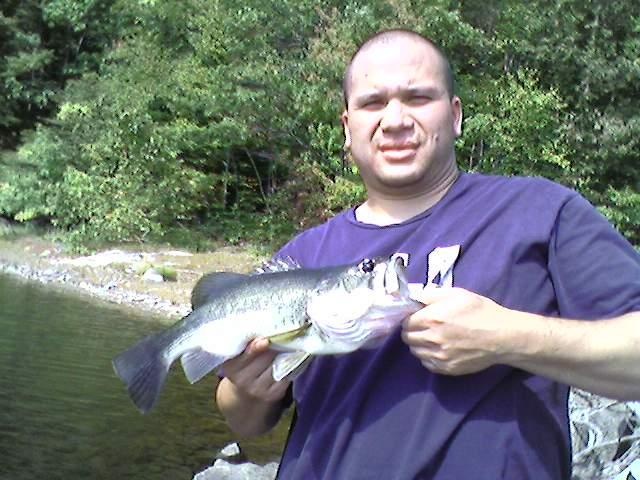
top-left (308, 255), bottom-right (422, 351)
top-left (331, 255), bottom-right (413, 300)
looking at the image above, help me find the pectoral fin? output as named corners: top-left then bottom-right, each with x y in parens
top-left (266, 323), bottom-right (311, 346)
top-left (272, 351), bottom-right (312, 382)
top-left (180, 349), bottom-right (226, 384)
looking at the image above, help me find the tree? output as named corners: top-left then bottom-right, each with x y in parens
top-left (1, 0), bottom-right (637, 248)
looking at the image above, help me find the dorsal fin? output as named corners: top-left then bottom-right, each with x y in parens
top-left (190, 272), bottom-right (249, 309)
top-left (254, 256), bottom-right (300, 274)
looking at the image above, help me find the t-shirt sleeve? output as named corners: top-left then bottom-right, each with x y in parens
top-left (548, 193), bottom-right (640, 319)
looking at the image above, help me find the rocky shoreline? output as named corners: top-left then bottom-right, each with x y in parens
top-left (0, 256), bottom-right (190, 318)
top-left (0, 235), bottom-right (263, 320)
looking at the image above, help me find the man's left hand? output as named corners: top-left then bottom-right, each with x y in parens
top-left (401, 286), bottom-right (513, 375)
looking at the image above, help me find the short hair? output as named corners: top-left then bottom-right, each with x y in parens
top-left (342, 29), bottom-right (455, 108)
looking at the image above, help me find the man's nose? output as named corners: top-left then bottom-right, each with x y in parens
top-left (380, 99), bottom-right (413, 131)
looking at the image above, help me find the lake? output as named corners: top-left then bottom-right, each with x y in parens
top-left (0, 273), bottom-right (287, 479)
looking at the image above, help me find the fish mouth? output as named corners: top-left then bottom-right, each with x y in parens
top-left (383, 255), bottom-right (410, 297)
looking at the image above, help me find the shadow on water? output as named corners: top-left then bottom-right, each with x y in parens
top-left (0, 274), bottom-right (288, 480)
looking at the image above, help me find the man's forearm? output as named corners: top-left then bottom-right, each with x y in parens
top-left (216, 377), bottom-right (288, 438)
top-left (504, 311), bottom-right (640, 400)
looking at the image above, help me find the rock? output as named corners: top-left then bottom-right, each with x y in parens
top-left (214, 442), bottom-right (248, 464)
top-left (570, 389), bottom-right (640, 479)
top-left (193, 443), bottom-right (277, 480)
top-left (193, 459), bottom-right (278, 480)
top-left (165, 250), bottom-right (192, 257)
top-left (57, 249), bottom-right (146, 267)
top-left (613, 459), bottom-right (640, 480)
top-left (142, 268), bottom-right (165, 283)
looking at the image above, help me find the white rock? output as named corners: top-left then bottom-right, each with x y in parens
top-left (193, 460), bottom-right (278, 480)
top-left (142, 268), bottom-right (164, 283)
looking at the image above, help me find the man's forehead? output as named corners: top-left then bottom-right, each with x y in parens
top-left (349, 40), bottom-right (445, 90)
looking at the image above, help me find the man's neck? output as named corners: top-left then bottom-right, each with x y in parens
top-left (355, 167), bottom-right (460, 226)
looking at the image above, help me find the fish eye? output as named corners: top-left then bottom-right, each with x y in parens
top-left (360, 258), bottom-right (375, 273)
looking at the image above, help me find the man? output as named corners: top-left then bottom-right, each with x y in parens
top-left (216, 30), bottom-right (640, 479)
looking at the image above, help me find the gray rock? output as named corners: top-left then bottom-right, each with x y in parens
top-left (193, 442), bottom-right (277, 480)
top-left (142, 268), bottom-right (164, 283)
top-left (193, 459), bottom-right (278, 480)
top-left (214, 442), bottom-right (248, 464)
top-left (570, 389), bottom-right (640, 479)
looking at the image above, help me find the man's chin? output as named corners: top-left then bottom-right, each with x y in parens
top-left (375, 172), bottom-right (428, 191)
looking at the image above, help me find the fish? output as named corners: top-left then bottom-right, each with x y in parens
top-left (112, 255), bottom-right (422, 413)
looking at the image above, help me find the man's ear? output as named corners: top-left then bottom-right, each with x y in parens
top-left (341, 110), bottom-right (352, 149)
top-left (451, 96), bottom-right (463, 138)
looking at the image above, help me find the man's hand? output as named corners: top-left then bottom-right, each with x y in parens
top-left (401, 287), bottom-right (513, 375)
top-left (216, 338), bottom-right (291, 437)
top-left (220, 338), bottom-right (292, 403)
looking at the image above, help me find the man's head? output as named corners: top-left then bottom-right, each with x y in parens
top-left (341, 29), bottom-right (463, 199)
top-left (343, 30), bottom-right (455, 108)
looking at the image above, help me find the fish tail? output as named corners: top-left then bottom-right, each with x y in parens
top-left (112, 334), bottom-right (171, 414)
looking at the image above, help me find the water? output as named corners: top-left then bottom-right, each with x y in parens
top-left (0, 274), bottom-right (287, 479)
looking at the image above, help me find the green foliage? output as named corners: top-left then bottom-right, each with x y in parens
top-left (0, 0), bottom-right (119, 148)
top-left (459, 70), bottom-right (571, 180)
top-left (0, 0), bottom-right (638, 248)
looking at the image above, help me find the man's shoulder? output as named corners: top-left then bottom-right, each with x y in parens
top-left (275, 210), bottom-right (353, 263)
top-left (458, 172), bottom-right (578, 207)
top-left (463, 172), bottom-right (574, 194)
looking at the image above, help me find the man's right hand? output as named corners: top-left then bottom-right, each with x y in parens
top-left (215, 338), bottom-right (292, 437)
top-left (221, 338), bottom-right (292, 402)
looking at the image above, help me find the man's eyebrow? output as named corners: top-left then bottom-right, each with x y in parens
top-left (404, 85), bottom-right (441, 96)
top-left (353, 91), bottom-right (384, 104)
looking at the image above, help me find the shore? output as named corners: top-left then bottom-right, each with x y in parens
top-left (0, 232), bottom-right (265, 320)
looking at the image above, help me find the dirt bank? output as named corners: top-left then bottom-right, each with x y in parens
top-left (0, 233), bottom-right (266, 320)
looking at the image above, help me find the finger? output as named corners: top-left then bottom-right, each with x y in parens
top-left (421, 358), bottom-right (443, 373)
top-left (223, 349), bottom-right (277, 380)
top-left (402, 307), bottom-right (443, 331)
top-left (237, 337), bottom-right (271, 359)
top-left (247, 360), bottom-right (278, 391)
top-left (401, 329), bottom-right (440, 349)
top-left (250, 361), bottom-right (290, 398)
top-left (263, 377), bottom-right (292, 402)
top-left (246, 337), bottom-right (270, 354)
top-left (413, 284), bottom-right (452, 305)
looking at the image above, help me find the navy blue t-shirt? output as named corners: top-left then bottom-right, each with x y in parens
top-left (275, 173), bottom-right (640, 480)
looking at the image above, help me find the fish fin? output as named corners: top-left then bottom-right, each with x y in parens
top-left (266, 323), bottom-right (311, 346)
top-left (180, 349), bottom-right (225, 384)
top-left (254, 256), bottom-right (300, 274)
top-left (191, 272), bottom-right (249, 309)
top-left (272, 351), bottom-right (312, 382)
top-left (112, 334), bottom-right (171, 414)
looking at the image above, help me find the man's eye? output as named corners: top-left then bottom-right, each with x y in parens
top-left (361, 100), bottom-right (384, 109)
top-left (407, 95), bottom-right (430, 105)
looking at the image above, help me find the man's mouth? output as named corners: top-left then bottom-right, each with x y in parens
top-left (379, 144), bottom-right (418, 161)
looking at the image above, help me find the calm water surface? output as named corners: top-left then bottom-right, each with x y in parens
top-left (0, 274), bottom-right (287, 480)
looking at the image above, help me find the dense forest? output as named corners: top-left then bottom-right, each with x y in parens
top-left (1, 0), bottom-right (638, 250)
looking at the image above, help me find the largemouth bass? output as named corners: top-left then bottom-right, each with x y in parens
top-left (112, 255), bottom-right (422, 413)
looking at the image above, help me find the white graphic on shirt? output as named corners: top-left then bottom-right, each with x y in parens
top-left (425, 245), bottom-right (461, 287)
top-left (392, 246), bottom-right (461, 295)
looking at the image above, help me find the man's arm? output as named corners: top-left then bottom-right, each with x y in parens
top-left (215, 338), bottom-right (291, 438)
top-left (402, 287), bottom-right (640, 400)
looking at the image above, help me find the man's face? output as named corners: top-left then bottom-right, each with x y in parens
top-left (342, 40), bottom-right (462, 197)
